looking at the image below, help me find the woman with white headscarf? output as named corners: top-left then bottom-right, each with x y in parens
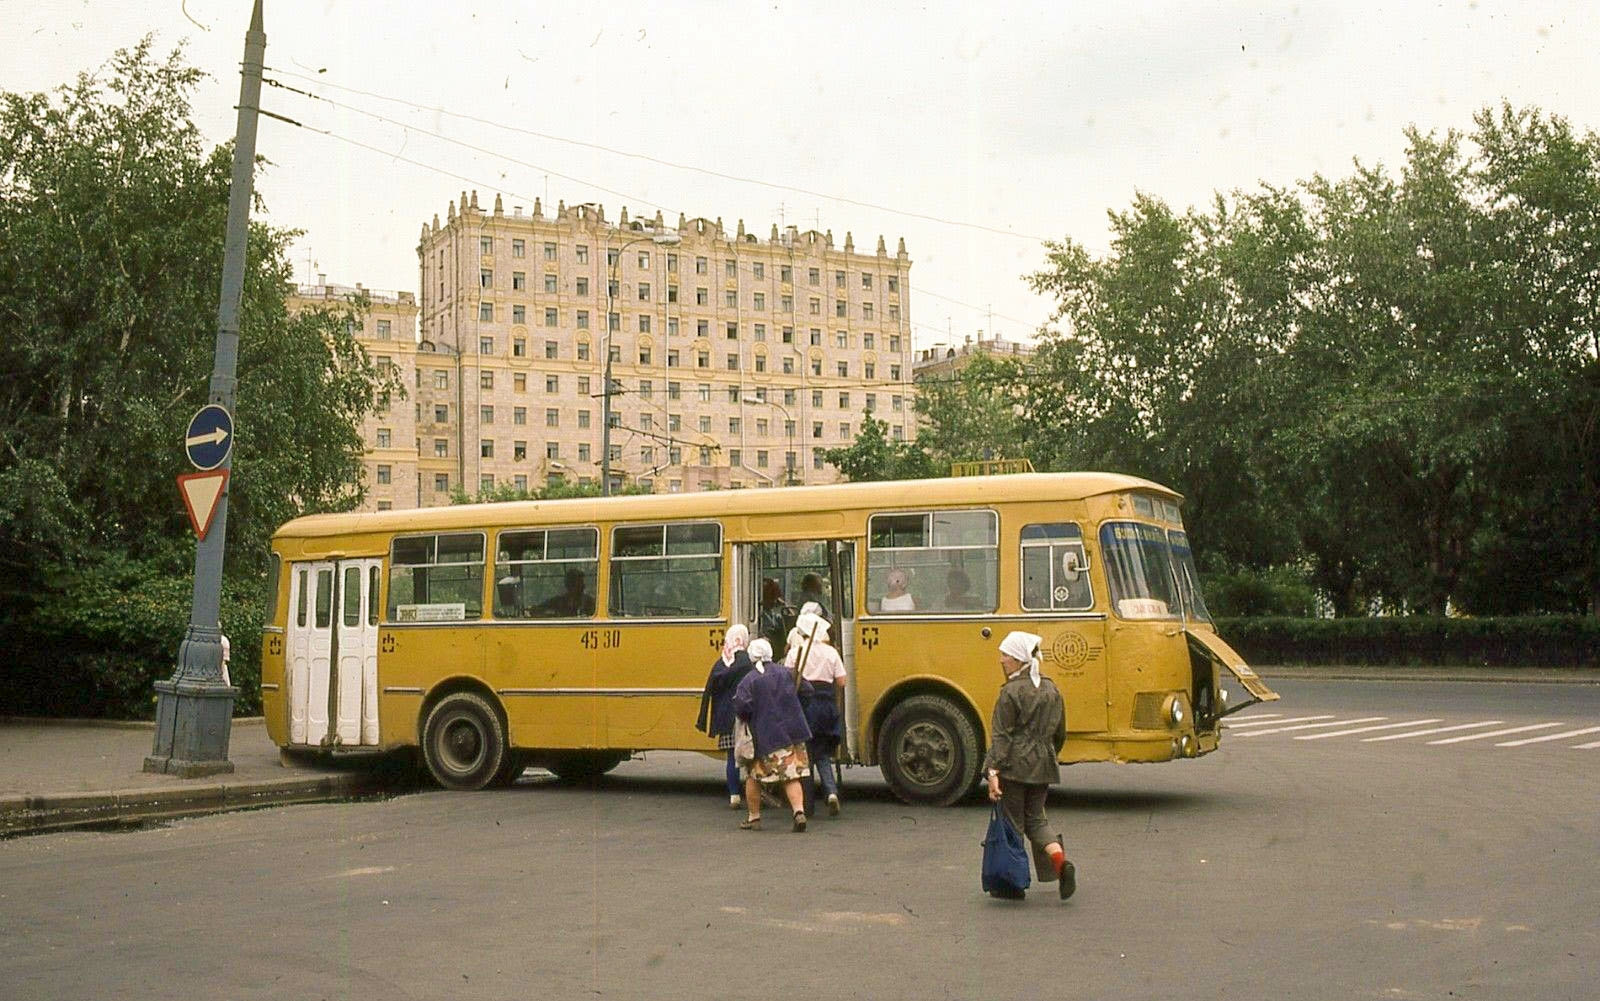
top-left (787, 611), bottom-right (848, 816)
top-left (983, 631), bottom-right (1074, 901)
top-left (696, 624), bottom-right (753, 808)
top-left (732, 637), bottom-right (813, 831)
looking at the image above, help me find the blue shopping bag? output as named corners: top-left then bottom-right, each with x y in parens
top-left (981, 804), bottom-right (1031, 894)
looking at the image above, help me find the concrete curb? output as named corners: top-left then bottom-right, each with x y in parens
top-left (0, 772), bottom-right (383, 837)
top-left (1257, 665), bottom-right (1600, 684)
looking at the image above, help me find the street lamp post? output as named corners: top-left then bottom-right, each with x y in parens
top-left (741, 394), bottom-right (796, 486)
top-left (602, 229), bottom-right (680, 496)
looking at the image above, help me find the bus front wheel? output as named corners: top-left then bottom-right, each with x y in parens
top-left (421, 691), bottom-right (509, 791)
top-left (877, 694), bottom-right (980, 807)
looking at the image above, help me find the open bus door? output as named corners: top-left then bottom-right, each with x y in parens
top-left (734, 539), bottom-right (858, 766)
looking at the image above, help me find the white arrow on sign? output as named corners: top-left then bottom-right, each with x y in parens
top-left (185, 427), bottom-right (230, 448)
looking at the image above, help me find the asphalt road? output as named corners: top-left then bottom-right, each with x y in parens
top-left (2, 677), bottom-right (1595, 1001)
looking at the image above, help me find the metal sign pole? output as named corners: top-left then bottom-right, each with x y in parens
top-left (145, 1), bottom-right (266, 777)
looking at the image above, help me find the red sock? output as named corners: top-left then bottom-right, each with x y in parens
top-left (1047, 845), bottom-right (1066, 875)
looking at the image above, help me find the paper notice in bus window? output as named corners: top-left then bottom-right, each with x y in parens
top-left (1186, 630), bottom-right (1280, 702)
top-left (395, 603), bottom-right (466, 623)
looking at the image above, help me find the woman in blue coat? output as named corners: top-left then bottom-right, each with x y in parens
top-left (732, 638), bottom-right (813, 832)
top-left (695, 624), bottom-right (753, 808)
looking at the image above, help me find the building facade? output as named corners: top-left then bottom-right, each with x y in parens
top-left (287, 281), bottom-right (421, 511)
top-left (411, 191), bottom-right (916, 499)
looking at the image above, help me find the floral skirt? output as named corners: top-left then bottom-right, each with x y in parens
top-left (744, 743), bottom-right (811, 784)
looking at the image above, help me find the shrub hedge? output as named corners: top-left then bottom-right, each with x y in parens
top-left (1215, 616), bottom-right (1600, 668)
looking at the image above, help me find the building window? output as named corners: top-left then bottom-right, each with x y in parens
top-left (839, 422), bottom-right (850, 438)
top-left (513, 271), bottom-right (526, 291)
top-left (576, 276), bottom-right (589, 296)
top-left (481, 371), bottom-right (494, 390)
top-left (512, 239), bottom-right (525, 258)
top-left (374, 319), bottom-right (391, 340)
top-left (607, 248), bottom-right (620, 267)
top-left (809, 328), bottom-right (822, 347)
top-left (578, 443), bottom-right (591, 461)
top-left (812, 421), bottom-right (823, 439)
top-left (835, 300), bottom-right (846, 318)
top-left (514, 475), bottom-right (528, 491)
top-left (376, 428), bottom-right (391, 448)
top-left (729, 448), bottom-right (742, 467)
top-left (376, 464), bottom-right (391, 485)
top-left (668, 351), bottom-right (680, 369)
top-left (809, 297), bottom-right (820, 316)
top-left (478, 336), bottom-right (493, 354)
top-left (781, 356), bottom-right (794, 374)
top-left (667, 253), bottom-right (678, 273)
top-left (546, 375), bottom-right (559, 392)
top-left (481, 439), bottom-right (495, 459)
top-left (667, 284), bottom-right (678, 303)
top-left (695, 256), bottom-right (708, 275)
top-left (514, 406), bottom-right (528, 424)
top-left (784, 389), bottom-right (797, 406)
top-left (544, 274), bottom-right (558, 294)
top-left (481, 236), bottom-right (493, 254)
top-left (639, 379), bottom-right (653, 399)
top-left (513, 338), bottom-right (526, 358)
top-left (434, 402), bottom-right (450, 423)
top-left (696, 319), bottom-right (709, 337)
top-left (696, 287), bottom-right (708, 306)
top-left (544, 242), bottom-right (557, 261)
top-left (837, 361), bottom-right (849, 378)
top-left (808, 268), bottom-right (820, 285)
top-left (638, 315), bottom-right (651, 334)
top-left (781, 295), bottom-right (792, 312)
top-left (546, 408), bottom-right (560, 427)
top-left (888, 276), bottom-right (899, 292)
top-left (726, 322), bottom-right (738, 340)
top-left (668, 414), bottom-right (681, 432)
top-left (699, 415), bottom-right (712, 434)
top-left (812, 390), bottom-right (823, 408)
top-left (481, 406), bottom-right (494, 424)
top-left (755, 356), bottom-right (766, 373)
top-left (513, 440), bottom-right (527, 461)
top-left (546, 442), bottom-right (561, 460)
top-left (434, 473), bottom-right (450, 492)
top-left (890, 364), bottom-right (902, 380)
top-left (641, 445), bottom-right (655, 463)
top-left (836, 332), bottom-right (849, 349)
top-left (697, 384), bottom-right (711, 402)
top-left (638, 282), bottom-right (651, 302)
top-left (479, 302), bottom-right (494, 322)
top-left (668, 317), bottom-right (679, 335)
top-left (782, 326), bottom-right (794, 344)
top-left (863, 302), bottom-right (874, 320)
top-left (578, 376), bottom-right (590, 394)
top-left (839, 392), bottom-right (850, 408)
top-left (544, 307), bottom-right (558, 326)
top-left (835, 271), bottom-right (845, 289)
top-left (545, 341), bottom-right (558, 360)
top-left (865, 362), bottom-right (876, 379)
top-left (697, 352), bottom-right (709, 369)
top-left (513, 304), bottom-right (526, 324)
top-left (481, 268), bottom-right (493, 288)
top-left (576, 245), bottom-right (589, 263)
top-left (576, 310), bottom-right (589, 330)
top-left (578, 410), bottom-right (591, 429)
top-left (639, 347), bottom-right (652, 364)
top-left (434, 438), bottom-right (449, 457)
top-left (753, 323), bottom-right (766, 341)
top-left (668, 382), bottom-right (681, 400)
top-left (888, 305), bottom-right (899, 321)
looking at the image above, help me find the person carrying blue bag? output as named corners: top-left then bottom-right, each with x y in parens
top-left (983, 630), bottom-right (1075, 901)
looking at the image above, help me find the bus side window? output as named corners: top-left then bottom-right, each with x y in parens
top-left (867, 509), bottom-right (997, 613)
top-left (609, 522), bottom-right (721, 618)
top-left (494, 527), bottom-right (599, 619)
top-left (1020, 523), bottom-right (1093, 612)
top-left (387, 533), bottom-right (485, 621)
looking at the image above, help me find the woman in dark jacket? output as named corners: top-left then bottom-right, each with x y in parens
top-left (696, 624), bottom-right (752, 808)
top-left (732, 638), bottom-right (813, 832)
top-left (984, 630), bottom-right (1075, 900)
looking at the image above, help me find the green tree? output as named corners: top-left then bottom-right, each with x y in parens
top-left (912, 352), bottom-right (1030, 466)
top-left (0, 40), bottom-right (399, 716)
top-left (820, 416), bottom-right (938, 482)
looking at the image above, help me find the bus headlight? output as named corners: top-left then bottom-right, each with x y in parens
top-left (1165, 694), bottom-right (1186, 728)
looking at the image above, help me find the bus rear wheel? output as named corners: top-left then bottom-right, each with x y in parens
top-left (545, 751), bottom-right (629, 783)
top-left (877, 694), bottom-right (980, 807)
top-left (421, 691), bottom-right (509, 790)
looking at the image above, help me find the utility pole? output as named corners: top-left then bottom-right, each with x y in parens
top-left (145, 0), bottom-right (266, 777)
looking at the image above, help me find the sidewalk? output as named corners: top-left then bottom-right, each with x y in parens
top-left (0, 718), bottom-right (394, 837)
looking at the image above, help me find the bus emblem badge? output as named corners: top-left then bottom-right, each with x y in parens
top-left (1049, 631), bottom-right (1090, 670)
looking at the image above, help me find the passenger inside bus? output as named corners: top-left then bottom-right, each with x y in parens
top-left (539, 568), bottom-right (595, 617)
top-left (797, 573), bottom-right (830, 621)
top-left (879, 568), bottom-right (916, 612)
top-left (942, 568), bottom-right (975, 610)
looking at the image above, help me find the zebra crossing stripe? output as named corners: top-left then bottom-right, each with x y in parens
top-left (1227, 715), bottom-right (1333, 729)
top-left (1574, 739), bottom-right (1600, 749)
top-left (1295, 718), bottom-right (1443, 741)
top-left (1494, 726), bottom-right (1600, 747)
top-left (1362, 720), bottom-right (1504, 742)
top-left (1234, 716), bottom-right (1387, 737)
top-left (1427, 722), bottom-right (1565, 745)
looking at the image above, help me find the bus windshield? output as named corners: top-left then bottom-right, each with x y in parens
top-left (1100, 522), bottom-right (1179, 619)
top-left (1099, 522), bottom-right (1214, 623)
top-left (1167, 530), bottom-right (1213, 624)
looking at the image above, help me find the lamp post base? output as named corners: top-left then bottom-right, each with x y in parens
top-left (143, 677), bottom-right (239, 777)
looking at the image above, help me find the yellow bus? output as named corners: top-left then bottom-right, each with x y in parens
top-left (259, 472), bottom-right (1277, 805)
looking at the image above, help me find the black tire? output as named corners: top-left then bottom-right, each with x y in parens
top-left (421, 691), bottom-right (509, 790)
top-left (877, 694), bottom-right (981, 806)
top-left (545, 751), bottom-right (628, 783)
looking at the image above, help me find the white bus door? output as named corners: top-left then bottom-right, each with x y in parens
top-left (334, 560), bottom-right (383, 746)
top-left (286, 561), bottom-right (334, 745)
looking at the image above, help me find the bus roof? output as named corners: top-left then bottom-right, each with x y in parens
top-left (273, 471), bottom-right (1180, 541)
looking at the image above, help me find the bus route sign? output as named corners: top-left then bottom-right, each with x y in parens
top-left (184, 404), bottom-right (234, 471)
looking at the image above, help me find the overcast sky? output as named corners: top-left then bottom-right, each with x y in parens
top-left (8, 1), bottom-right (1596, 351)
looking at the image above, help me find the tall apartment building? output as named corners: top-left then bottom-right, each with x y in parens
top-left (287, 281), bottom-right (421, 511)
top-left (413, 191), bottom-right (915, 499)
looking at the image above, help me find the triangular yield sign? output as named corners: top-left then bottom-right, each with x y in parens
top-left (177, 469), bottom-right (230, 541)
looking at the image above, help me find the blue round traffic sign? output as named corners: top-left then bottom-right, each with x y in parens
top-left (185, 404), bottom-right (234, 471)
